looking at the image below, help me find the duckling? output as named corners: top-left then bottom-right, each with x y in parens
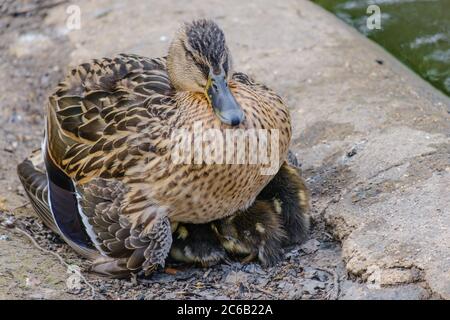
top-left (258, 153), bottom-right (310, 246)
top-left (169, 223), bottom-right (227, 267)
top-left (211, 199), bottom-right (287, 267)
top-left (168, 199), bottom-right (286, 268)
top-left (168, 154), bottom-right (310, 267)
top-left (17, 19), bottom-right (292, 277)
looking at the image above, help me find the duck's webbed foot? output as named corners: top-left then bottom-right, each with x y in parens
top-left (169, 223), bottom-right (226, 267)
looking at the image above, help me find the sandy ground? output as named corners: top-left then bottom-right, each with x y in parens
top-left (0, 0), bottom-right (448, 300)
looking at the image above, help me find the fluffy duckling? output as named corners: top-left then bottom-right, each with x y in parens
top-left (258, 157), bottom-right (310, 246)
top-left (211, 199), bottom-right (287, 267)
top-left (169, 223), bottom-right (227, 267)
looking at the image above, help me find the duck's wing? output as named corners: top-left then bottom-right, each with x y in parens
top-left (17, 150), bottom-right (58, 234)
top-left (17, 151), bottom-right (100, 261)
top-left (18, 150), bottom-right (172, 276)
top-left (46, 54), bottom-right (175, 183)
top-left (31, 54), bottom-right (176, 275)
top-left (74, 175), bottom-right (172, 276)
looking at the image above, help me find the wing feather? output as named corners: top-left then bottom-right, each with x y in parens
top-left (17, 151), bottom-right (99, 260)
top-left (47, 54), bottom-right (175, 183)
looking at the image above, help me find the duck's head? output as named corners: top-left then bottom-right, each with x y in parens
top-left (167, 19), bottom-right (244, 126)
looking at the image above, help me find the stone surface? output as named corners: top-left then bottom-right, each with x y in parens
top-left (0, 229), bottom-right (76, 300)
top-left (0, 0), bottom-right (448, 299)
top-left (339, 282), bottom-right (430, 300)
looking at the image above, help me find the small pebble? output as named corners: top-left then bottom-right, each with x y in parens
top-left (2, 217), bottom-right (16, 228)
top-left (347, 147), bottom-right (357, 158)
top-left (136, 294), bottom-right (145, 300)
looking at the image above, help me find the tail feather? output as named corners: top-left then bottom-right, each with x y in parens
top-left (17, 151), bottom-right (100, 261)
top-left (17, 156), bottom-right (59, 234)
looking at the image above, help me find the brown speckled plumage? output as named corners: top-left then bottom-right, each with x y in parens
top-left (17, 20), bottom-right (292, 277)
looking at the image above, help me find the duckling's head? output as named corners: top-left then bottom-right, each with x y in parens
top-left (167, 19), bottom-right (244, 126)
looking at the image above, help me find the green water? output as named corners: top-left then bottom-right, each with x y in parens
top-left (313, 0), bottom-right (450, 97)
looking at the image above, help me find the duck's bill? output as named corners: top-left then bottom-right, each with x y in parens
top-left (207, 73), bottom-right (244, 126)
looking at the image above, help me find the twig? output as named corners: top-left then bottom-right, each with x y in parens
top-left (251, 285), bottom-right (278, 299)
top-left (175, 291), bottom-right (203, 298)
top-left (10, 202), bottom-right (29, 212)
top-left (14, 226), bottom-right (102, 299)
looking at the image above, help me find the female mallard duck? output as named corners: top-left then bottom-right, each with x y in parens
top-left (17, 19), bottom-right (292, 277)
top-left (169, 153), bottom-right (310, 268)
